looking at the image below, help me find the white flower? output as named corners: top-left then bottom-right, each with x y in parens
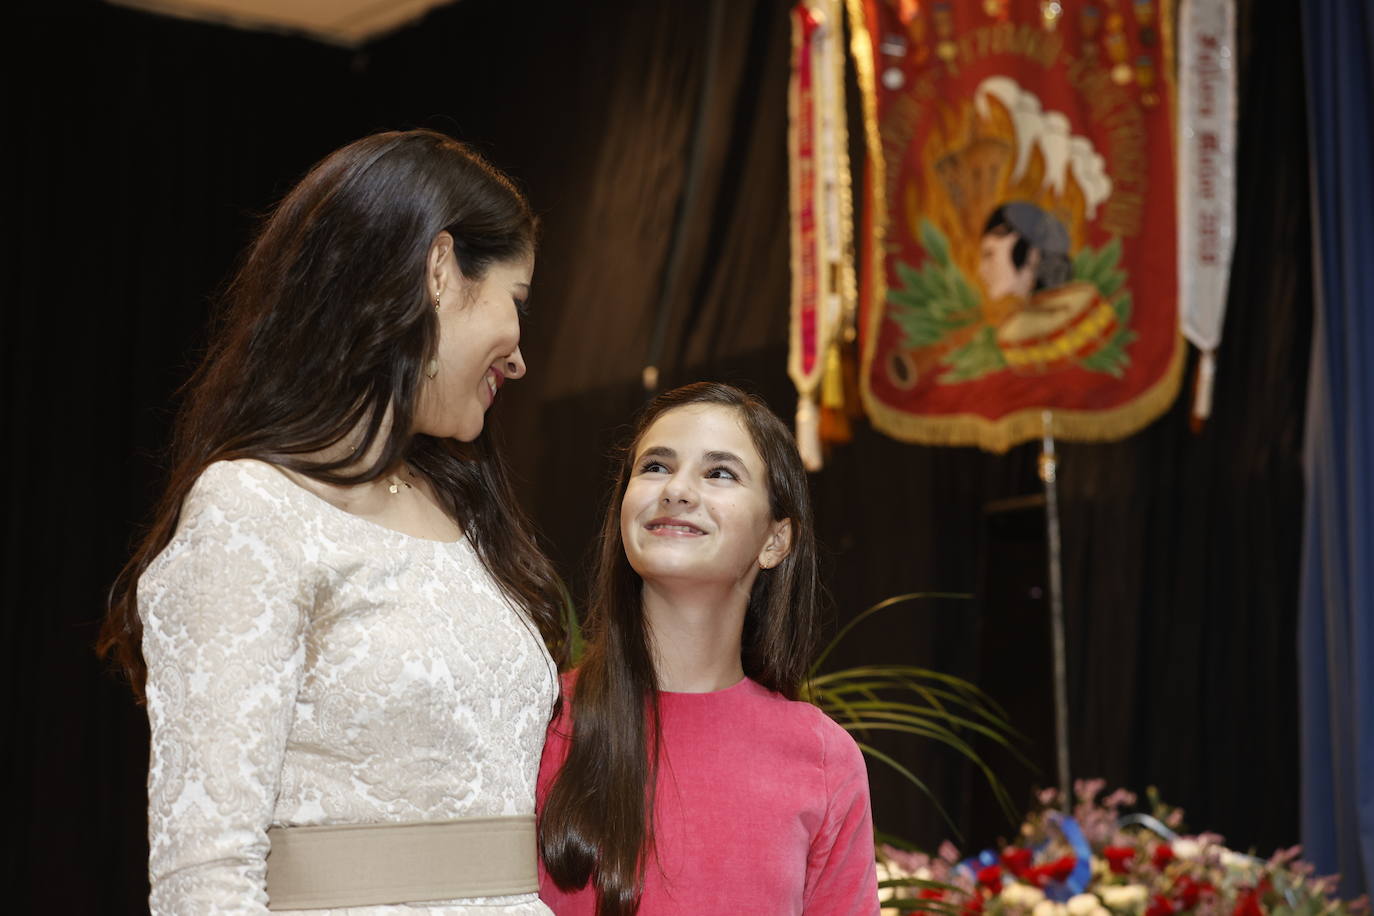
top-left (1099, 884), bottom-right (1149, 909)
top-left (1221, 849), bottom-right (1255, 871)
top-left (1067, 893), bottom-right (1101, 916)
top-left (1171, 839), bottom-right (1203, 860)
top-left (1091, 907), bottom-right (1112, 916)
top-left (915, 866), bottom-right (933, 881)
top-left (1033, 900), bottom-right (1068, 916)
top-left (1001, 883), bottom-right (1048, 908)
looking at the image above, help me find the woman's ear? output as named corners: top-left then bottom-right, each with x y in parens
top-left (758, 519), bottom-right (794, 570)
top-left (428, 231), bottom-right (456, 299)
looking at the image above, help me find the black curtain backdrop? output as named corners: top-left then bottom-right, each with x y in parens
top-left (5, 0), bottom-right (1309, 911)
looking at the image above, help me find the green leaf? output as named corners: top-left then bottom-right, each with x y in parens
top-left (940, 326), bottom-right (1006, 383)
top-left (1097, 236), bottom-right (1123, 272)
top-left (919, 219), bottom-right (952, 268)
top-left (1073, 237), bottom-right (1124, 293)
top-left (809, 593), bottom-right (971, 675)
top-left (559, 579), bottom-right (585, 665)
top-left (1097, 269), bottom-right (1125, 299)
top-left (1112, 291), bottom-right (1133, 325)
top-left (1077, 324), bottom-right (1138, 377)
top-left (857, 741), bottom-right (961, 839)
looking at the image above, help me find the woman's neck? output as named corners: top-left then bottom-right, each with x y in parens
top-left (641, 580), bottom-right (747, 693)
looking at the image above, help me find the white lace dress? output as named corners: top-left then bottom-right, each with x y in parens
top-left (139, 459), bottom-right (557, 915)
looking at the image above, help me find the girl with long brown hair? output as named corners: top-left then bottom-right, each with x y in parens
top-left (537, 383), bottom-right (879, 915)
top-left (100, 129), bottom-right (565, 914)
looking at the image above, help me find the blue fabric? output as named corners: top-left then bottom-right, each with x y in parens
top-left (1300, 0), bottom-right (1374, 901)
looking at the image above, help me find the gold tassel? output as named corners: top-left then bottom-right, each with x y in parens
top-left (819, 340), bottom-right (852, 446)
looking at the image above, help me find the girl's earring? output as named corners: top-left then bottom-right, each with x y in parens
top-left (434, 294), bottom-right (441, 313)
top-left (426, 359), bottom-right (439, 379)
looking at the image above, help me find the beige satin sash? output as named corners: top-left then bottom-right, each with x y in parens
top-left (265, 814), bottom-right (538, 910)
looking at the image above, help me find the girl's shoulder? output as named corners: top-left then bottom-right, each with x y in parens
top-left (745, 681), bottom-right (866, 772)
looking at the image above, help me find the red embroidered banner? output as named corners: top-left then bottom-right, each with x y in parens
top-left (851, 0), bottom-right (1184, 452)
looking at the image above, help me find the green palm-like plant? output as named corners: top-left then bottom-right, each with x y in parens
top-left (802, 592), bottom-right (1030, 838)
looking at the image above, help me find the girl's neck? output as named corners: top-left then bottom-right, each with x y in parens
top-left (641, 580), bottom-right (747, 693)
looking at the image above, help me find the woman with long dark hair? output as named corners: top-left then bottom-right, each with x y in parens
top-left (100, 129), bottom-right (565, 914)
top-left (538, 383), bottom-right (878, 915)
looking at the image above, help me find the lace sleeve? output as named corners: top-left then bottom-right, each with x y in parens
top-left (139, 462), bottom-right (313, 914)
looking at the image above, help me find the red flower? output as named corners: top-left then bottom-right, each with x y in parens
top-left (1153, 845), bottom-right (1177, 869)
top-left (977, 865), bottom-right (1004, 895)
top-left (1233, 889), bottom-right (1264, 916)
top-left (1003, 847), bottom-right (1034, 877)
top-left (920, 889), bottom-right (948, 901)
top-left (963, 894), bottom-right (986, 916)
top-left (1147, 894), bottom-right (1177, 916)
top-left (1046, 856), bottom-right (1078, 882)
top-left (1172, 874), bottom-right (1215, 909)
top-left (1104, 845), bottom-right (1137, 874)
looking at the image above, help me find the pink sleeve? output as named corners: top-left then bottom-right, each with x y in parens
top-left (803, 719), bottom-right (881, 915)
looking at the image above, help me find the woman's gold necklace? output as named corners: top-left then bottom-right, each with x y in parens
top-left (386, 466), bottom-right (415, 495)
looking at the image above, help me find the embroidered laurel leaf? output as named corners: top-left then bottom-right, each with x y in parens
top-left (894, 259), bottom-right (927, 296)
top-left (939, 326), bottom-right (1006, 383)
top-left (887, 255), bottom-right (979, 349)
top-left (1073, 237), bottom-right (1123, 291)
top-left (1097, 236), bottom-right (1123, 271)
top-left (1073, 245), bottom-right (1102, 283)
top-left (889, 309), bottom-right (951, 348)
top-left (1078, 325), bottom-right (1138, 377)
top-left (1112, 290), bottom-right (1134, 325)
top-left (919, 219), bottom-right (952, 268)
top-left (1097, 269), bottom-right (1126, 298)
top-left (951, 270), bottom-right (981, 311)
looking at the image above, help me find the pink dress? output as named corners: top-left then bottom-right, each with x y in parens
top-left (537, 677), bottom-right (880, 915)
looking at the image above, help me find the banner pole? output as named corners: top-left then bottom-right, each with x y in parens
top-left (1039, 410), bottom-right (1071, 811)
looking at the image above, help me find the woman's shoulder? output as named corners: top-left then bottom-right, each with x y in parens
top-left (189, 457), bottom-right (290, 497)
top-left (174, 459), bottom-right (317, 544)
top-left (187, 459), bottom-right (320, 515)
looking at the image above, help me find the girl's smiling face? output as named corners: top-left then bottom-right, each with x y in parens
top-left (620, 404), bottom-right (792, 592)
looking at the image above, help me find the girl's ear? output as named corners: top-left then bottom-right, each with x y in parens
top-left (757, 519), bottom-right (793, 570)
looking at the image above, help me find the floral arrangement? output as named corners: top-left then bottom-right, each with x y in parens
top-left (877, 779), bottom-right (1367, 916)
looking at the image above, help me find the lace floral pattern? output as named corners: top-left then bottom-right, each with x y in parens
top-left (140, 460), bottom-right (557, 914)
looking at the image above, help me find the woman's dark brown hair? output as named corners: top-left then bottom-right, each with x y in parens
top-left (539, 382), bottom-right (820, 915)
top-left (100, 128), bottom-right (566, 698)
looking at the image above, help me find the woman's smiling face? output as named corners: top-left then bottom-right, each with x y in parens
top-left (620, 404), bottom-right (791, 592)
top-left (415, 245), bottom-right (531, 442)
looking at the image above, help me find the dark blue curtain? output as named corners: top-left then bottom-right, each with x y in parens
top-left (1299, 0), bottom-right (1374, 901)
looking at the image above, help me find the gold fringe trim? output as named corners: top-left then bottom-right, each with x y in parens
top-left (847, 0), bottom-right (893, 437)
top-left (863, 332), bottom-right (1188, 453)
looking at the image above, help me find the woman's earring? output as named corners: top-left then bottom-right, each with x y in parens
top-left (434, 294), bottom-right (441, 313)
top-left (426, 359), bottom-right (439, 379)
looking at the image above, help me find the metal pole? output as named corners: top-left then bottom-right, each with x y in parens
top-left (1039, 410), bottom-right (1071, 811)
